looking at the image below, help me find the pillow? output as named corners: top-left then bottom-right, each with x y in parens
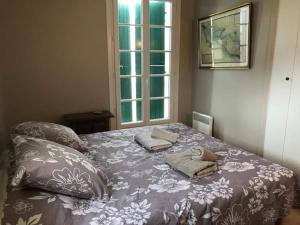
top-left (11, 121), bottom-right (87, 152)
top-left (11, 135), bottom-right (108, 199)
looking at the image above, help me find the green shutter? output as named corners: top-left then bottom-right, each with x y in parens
top-left (150, 99), bottom-right (164, 120)
top-left (150, 1), bottom-right (166, 26)
top-left (150, 77), bottom-right (164, 97)
top-left (118, 0), bottom-right (171, 123)
top-left (118, 2), bottom-right (141, 24)
top-left (149, 1), bottom-right (167, 120)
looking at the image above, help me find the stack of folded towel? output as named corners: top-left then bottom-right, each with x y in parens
top-left (135, 127), bottom-right (179, 151)
top-left (151, 127), bottom-right (178, 143)
top-left (165, 146), bottom-right (219, 178)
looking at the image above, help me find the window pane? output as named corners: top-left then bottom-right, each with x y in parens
top-left (150, 1), bottom-right (171, 26)
top-left (150, 52), bottom-right (170, 74)
top-left (119, 26), bottom-right (142, 50)
top-left (150, 27), bottom-right (171, 51)
top-left (150, 76), bottom-right (169, 97)
top-left (150, 99), bottom-right (169, 120)
top-left (121, 101), bottom-right (142, 123)
top-left (118, 0), bottom-right (142, 24)
top-left (121, 77), bottom-right (142, 100)
top-left (137, 101), bottom-right (142, 121)
top-left (120, 52), bottom-right (142, 75)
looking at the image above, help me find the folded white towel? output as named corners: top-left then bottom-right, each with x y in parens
top-left (164, 150), bottom-right (218, 178)
top-left (190, 146), bottom-right (219, 161)
top-left (151, 127), bottom-right (179, 143)
top-left (135, 133), bottom-right (172, 151)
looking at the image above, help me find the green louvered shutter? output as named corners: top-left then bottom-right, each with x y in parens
top-left (117, 0), bottom-right (172, 124)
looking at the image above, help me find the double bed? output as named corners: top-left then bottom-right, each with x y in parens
top-left (1, 123), bottom-right (297, 225)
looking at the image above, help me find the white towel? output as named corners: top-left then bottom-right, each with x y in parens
top-left (135, 133), bottom-right (172, 151)
top-left (164, 150), bottom-right (218, 178)
top-left (190, 146), bottom-right (219, 161)
top-left (151, 127), bottom-right (179, 143)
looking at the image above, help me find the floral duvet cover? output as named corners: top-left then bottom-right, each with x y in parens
top-left (2, 123), bottom-right (296, 225)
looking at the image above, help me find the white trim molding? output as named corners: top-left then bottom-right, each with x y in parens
top-left (106, 0), bottom-right (117, 130)
top-left (171, 0), bottom-right (181, 123)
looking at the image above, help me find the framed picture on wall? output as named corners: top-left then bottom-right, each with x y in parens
top-left (198, 3), bottom-right (252, 69)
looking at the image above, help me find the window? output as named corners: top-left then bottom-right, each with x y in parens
top-left (118, 0), bottom-right (143, 124)
top-left (149, 1), bottom-right (171, 121)
top-left (110, 0), bottom-right (180, 128)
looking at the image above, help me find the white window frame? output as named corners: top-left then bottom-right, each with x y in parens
top-left (106, 0), bottom-right (181, 129)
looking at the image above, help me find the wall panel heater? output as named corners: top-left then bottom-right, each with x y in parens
top-left (192, 111), bottom-right (213, 136)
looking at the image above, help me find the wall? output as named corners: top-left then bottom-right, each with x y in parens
top-left (178, 0), bottom-right (195, 125)
top-left (193, 0), bottom-right (278, 154)
top-left (0, 0), bottom-right (194, 145)
top-left (0, 23), bottom-right (6, 149)
top-left (0, 76), bottom-right (5, 149)
top-left (0, 0), bottom-right (110, 141)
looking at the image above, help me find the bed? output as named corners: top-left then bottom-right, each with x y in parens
top-left (1, 123), bottom-right (296, 225)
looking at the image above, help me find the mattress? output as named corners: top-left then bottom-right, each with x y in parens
top-left (1, 123), bottom-right (296, 225)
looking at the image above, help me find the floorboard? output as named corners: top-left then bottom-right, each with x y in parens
top-left (278, 209), bottom-right (300, 225)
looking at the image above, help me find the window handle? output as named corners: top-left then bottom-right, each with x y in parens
top-left (286, 77), bottom-right (290, 81)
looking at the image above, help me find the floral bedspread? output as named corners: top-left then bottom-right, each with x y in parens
top-left (2, 123), bottom-right (296, 225)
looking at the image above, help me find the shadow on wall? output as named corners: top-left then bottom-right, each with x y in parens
top-left (0, 0), bottom-right (111, 146)
top-left (0, 78), bottom-right (6, 149)
top-left (192, 0), bottom-right (279, 154)
top-left (177, 0), bottom-right (195, 126)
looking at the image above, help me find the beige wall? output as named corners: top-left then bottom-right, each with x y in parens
top-left (178, 0), bottom-right (195, 125)
top-left (0, 1), bottom-right (110, 141)
top-left (0, 0), bottom-right (194, 145)
top-left (193, 0), bottom-right (277, 154)
top-left (0, 75), bottom-right (5, 149)
top-left (0, 0), bottom-right (274, 153)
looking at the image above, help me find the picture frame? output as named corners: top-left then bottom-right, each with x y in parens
top-left (198, 3), bottom-right (252, 69)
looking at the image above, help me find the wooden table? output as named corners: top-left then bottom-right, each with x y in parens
top-left (64, 111), bottom-right (114, 134)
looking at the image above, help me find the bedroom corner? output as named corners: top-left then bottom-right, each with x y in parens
top-left (0, 0), bottom-right (300, 224)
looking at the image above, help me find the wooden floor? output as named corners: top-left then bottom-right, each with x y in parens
top-left (0, 169), bottom-right (7, 222)
top-left (0, 151), bottom-right (8, 222)
top-left (278, 209), bottom-right (300, 225)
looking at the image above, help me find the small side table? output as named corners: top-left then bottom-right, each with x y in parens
top-left (64, 111), bottom-right (114, 134)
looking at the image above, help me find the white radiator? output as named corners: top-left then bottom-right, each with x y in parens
top-left (192, 111), bottom-right (213, 136)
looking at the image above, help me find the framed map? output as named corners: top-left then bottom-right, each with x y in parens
top-left (198, 3), bottom-right (252, 69)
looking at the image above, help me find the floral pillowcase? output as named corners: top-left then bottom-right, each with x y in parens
top-left (12, 135), bottom-right (108, 199)
top-left (11, 121), bottom-right (87, 152)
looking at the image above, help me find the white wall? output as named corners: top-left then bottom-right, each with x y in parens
top-left (193, 0), bottom-right (278, 154)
